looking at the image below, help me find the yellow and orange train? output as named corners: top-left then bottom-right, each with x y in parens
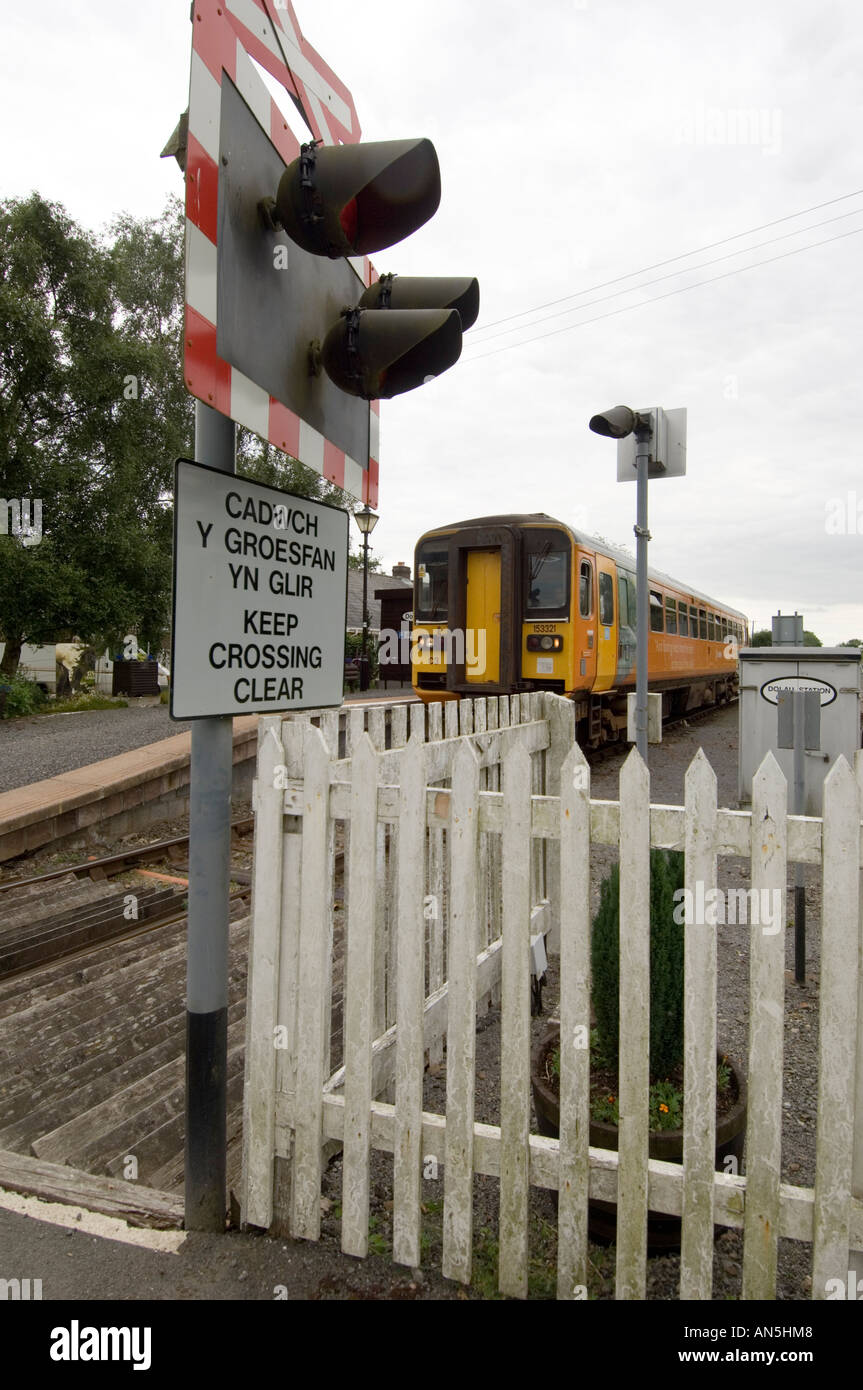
top-left (411, 514), bottom-right (749, 746)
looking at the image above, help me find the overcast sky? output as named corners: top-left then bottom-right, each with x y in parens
top-left (3, 0), bottom-right (861, 641)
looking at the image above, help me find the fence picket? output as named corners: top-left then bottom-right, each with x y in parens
top-left (341, 735), bottom-right (378, 1256)
top-left (393, 738), bottom-right (427, 1268)
top-left (290, 724), bottom-right (333, 1239)
top-left (680, 750), bottom-right (718, 1299)
top-left (498, 740), bottom-right (533, 1297)
top-left (742, 752), bottom-right (787, 1299)
top-left (409, 701), bottom-right (426, 743)
top-left (442, 739), bottom-right (481, 1284)
top-left (459, 698), bottom-right (474, 736)
top-left (616, 748), bottom-right (651, 1299)
top-left (557, 743), bottom-right (592, 1299)
top-left (812, 757), bottom-right (859, 1296)
top-left (444, 699), bottom-right (459, 740)
top-left (241, 716), bottom-right (286, 1230)
top-left (391, 704), bottom-right (407, 750)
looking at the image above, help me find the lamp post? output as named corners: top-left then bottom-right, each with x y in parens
top-left (354, 504), bottom-right (379, 691)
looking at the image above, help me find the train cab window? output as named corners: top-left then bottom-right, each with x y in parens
top-left (698, 608), bottom-right (707, 639)
top-left (707, 613), bottom-right (715, 640)
top-left (665, 596), bottom-right (678, 635)
top-left (524, 532), bottom-right (570, 617)
top-left (678, 601), bottom-right (688, 637)
top-left (599, 571), bottom-right (614, 626)
top-left (414, 545), bottom-right (449, 621)
top-left (650, 590), bottom-right (664, 632)
top-left (579, 559), bottom-right (593, 618)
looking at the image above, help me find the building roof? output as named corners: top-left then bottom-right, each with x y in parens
top-left (346, 571), bottom-right (412, 630)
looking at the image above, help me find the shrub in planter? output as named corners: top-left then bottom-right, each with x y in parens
top-left (532, 848), bottom-right (747, 1250)
top-left (592, 848), bottom-right (685, 1077)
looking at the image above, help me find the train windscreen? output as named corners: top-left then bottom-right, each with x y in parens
top-left (415, 544), bottom-right (449, 621)
top-left (524, 532), bottom-right (570, 617)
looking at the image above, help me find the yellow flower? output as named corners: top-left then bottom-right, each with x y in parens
top-left (659, 1103), bottom-right (669, 1114)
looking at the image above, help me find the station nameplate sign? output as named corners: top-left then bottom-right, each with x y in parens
top-left (171, 459), bottom-right (348, 719)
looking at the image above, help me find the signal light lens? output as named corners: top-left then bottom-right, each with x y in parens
top-left (526, 634), bottom-right (563, 652)
top-left (339, 198), bottom-right (358, 247)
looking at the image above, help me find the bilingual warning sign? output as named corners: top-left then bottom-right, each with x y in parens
top-left (171, 458), bottom-right (348, 719)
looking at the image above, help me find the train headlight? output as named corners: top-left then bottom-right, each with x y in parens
top-left (526, 635), bottom-right (563, 652)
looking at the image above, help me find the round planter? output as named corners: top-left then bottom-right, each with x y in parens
top-left (531, 1022), bottom-right (747, 1252)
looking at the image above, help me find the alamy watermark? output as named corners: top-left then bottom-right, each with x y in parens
top-left (674, 102), bottom-right (782, 156)
top-left (673, 883), bottom-right (783, 935)
top-left (0, 497), bottom-right (42, 546)
top-left (825, 490), bottom-right (863, 534)
top-left (379, 626), bottom-right (487, 676)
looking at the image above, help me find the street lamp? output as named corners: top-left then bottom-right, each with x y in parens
top-left (354, 504), bottom-right (379, 691)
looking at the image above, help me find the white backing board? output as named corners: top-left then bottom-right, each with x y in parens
top-left (171, 458), bottom-right (348, 718)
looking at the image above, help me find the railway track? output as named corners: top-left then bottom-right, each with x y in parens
top-left (0, 819), bottom-right (255, 981)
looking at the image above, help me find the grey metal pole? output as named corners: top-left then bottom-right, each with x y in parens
top-left (185, 400), bottom-right (236, 1231)
top-left (361, 530), bottom-right (370, 690)
top-left (634, 420), bottom-right (651, 764)
top-left (793, 691), bottom-right (806, 984)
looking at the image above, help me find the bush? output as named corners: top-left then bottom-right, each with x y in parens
top-left (591, 848), bottom-right (685, 1078)
top-left (0, 673), bottom-right (47, 719)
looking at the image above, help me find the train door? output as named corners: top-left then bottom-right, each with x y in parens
top-left (465, 549), bottom-right (501, 684)
top-left (594, 555), bottom-right (617, 692)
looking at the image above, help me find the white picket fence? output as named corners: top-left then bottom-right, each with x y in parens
top-left (241, 692), bottom-right (863, 1299)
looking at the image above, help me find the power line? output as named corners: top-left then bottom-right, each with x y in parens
top-left (463, 226), bottom-right (863, 364)
top-left (470, 209), bottom-right (863, 347)
top-left (470, 188), bottom-right (863, 337)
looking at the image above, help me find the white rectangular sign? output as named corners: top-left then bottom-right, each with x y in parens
top-left (171, 459), bottom-right (348, 718)
top-left (616, 407), bottom-right (687, 481)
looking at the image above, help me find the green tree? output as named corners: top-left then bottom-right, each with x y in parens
top-left (1, 194), bottom-right (361, 679)
top-left (802, 630), bottom-right (822, 647)
top-left (750, 629), bottom-right (772, 646)
top-left (0, 193), bottom-right (192, 674)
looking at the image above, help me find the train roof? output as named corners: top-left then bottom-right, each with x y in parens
top-left (417, 513), bottom-right (749, 622)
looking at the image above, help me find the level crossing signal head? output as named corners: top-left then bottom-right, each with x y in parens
top-left (275, 138), bottom-right (441, 258)
top-left (589, 406), bottom-right (638, 439)
top-left (321, 273), bottom-right (481, 399)
top-left (268, 137), bottom-right (479, 402)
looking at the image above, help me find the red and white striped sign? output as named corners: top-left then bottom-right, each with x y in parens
top-left (184, 0), bottom-right (379, 504)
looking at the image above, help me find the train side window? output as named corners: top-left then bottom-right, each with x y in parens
top-left (579, 559), bottom-right (593, 618)
top-left (699, 608), bottom-right (707, 639)
top-left (665, 596), bottom-right (678, 635)
top-left (690, 605), bottom-right (698, 636)
top-left (678, 601), bottom-right (688, 637)
top-left (622, 574), bottom-right (637, 631)
top-left (599, 571), bottom-right (614, 626)
top-left (650, 590), bottom-right (664, 632)
top-left (707, 612), bottom-right (715, 640)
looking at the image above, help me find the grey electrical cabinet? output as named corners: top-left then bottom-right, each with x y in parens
top-left (738, 646), bottom-right (862, 812)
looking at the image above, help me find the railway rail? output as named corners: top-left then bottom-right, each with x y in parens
top-left (0, 819), bottom-right (255, 981)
